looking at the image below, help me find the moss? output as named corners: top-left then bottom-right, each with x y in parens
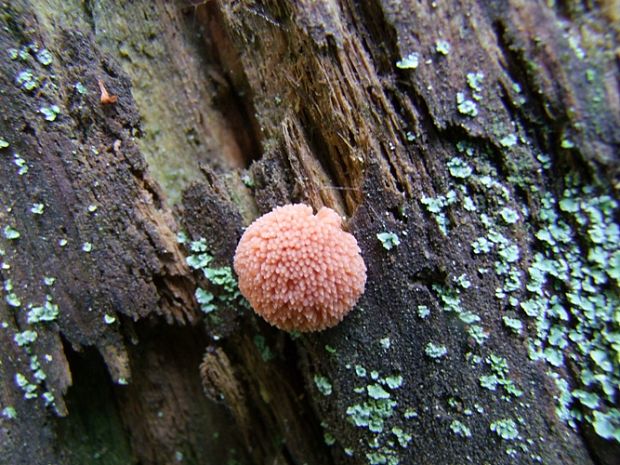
top-left (54, 347), bottom-right (134, 465)
top-left (324, 344), bottom-right (337, 354)
top-left (253, 335), bottom-right (274, 362)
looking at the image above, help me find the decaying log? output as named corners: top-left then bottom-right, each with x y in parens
top-left (1, 1), bottom-right (618, 465)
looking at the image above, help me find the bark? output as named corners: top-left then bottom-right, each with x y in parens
top-left (1, 1), bottom-right (618, 465)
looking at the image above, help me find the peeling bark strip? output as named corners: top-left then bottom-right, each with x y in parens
top-left (1, 1), bottom-right (619, 465)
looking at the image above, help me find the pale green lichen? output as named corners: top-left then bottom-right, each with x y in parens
top-left (424, 342), bottom-right (447, 359)
top-left (450, 419), bottom-right (472, 438)
top-left (195, 287), bottom-right (216, 314)
top-left (478, 354), bottom-right (523, 398)
top-left (472, 237), bottom-right (493, 254)
top-left (377, 232), bottom-right (400, 250)
top-left (314, 375), bottom-right (333, 396)
top-left (346, 365), bottom-right (408, 463)
top-left (421, 190), bottom-right (457, 235)
top-left (392, 426), bottom-right (412, 447)
top-left (490, 418), bottom-right (519, 440)
top-left (435, 39), bottom-right (451, 55)
top-left (560, 138), bottom-right (575, 149)
top-left (447, 157), bottom-right (473, 178)
top-left (456, 92), bottom-right (478, 117)
top-left (383, 375), bottom-right (403, 389)
top-left (499, 134), bottom-right (518, 148)
top-left (15, 373), bottom-right (37, 399)
top-left (1, 406), bottom-right (17, 419)
top-left (502, 316), bottom-right (523, 334)
top-left (454, 273), bottom-right (471, 289)
top-left (42, 391), bottom-right (54, 406)
top-left (417, 305), bottom-right (430, 319)
top-left (36, 49), bottom-right (53, 65)
top-left (499, 207), bottom-right (519, 224)
top-left (30, 203), bottom-right (45, 215)
top-left (241, 173), bottom-right (254, 188)
top-left (3, 226), bottom-right (20, 240)
top-left (467, 325), bottom-right (489, 345)
top-left (455, 133), bottom-right (620, 444)
top-left (39, 105), bottom-right (60, 122)
top-left (13, 154), bottom-right (28, 175)
top-left (346, 398), bottom-right (397, 433)
top-left (466, 72), bottom-right (484, 94)
top-left (432, 284), bottom-right (487, 345)
top-left (16, 70), bottom-right (39, 91)
top-left (27, 299), bottom-right (59, 323)
top-left (396, 52), bottom-right (419, 69)
top-left (14, 330), bottom-right (37, 346)
top-left (184, 237), bottom-right (248, 316)
top-left (367, 384), bottom-right (390, 400)
top-left (5, 282), bottom-right (21, 306)
top-left (74, 82), bottom-right (87, 95)
top-left (519, 176), bottom-right (620, 441)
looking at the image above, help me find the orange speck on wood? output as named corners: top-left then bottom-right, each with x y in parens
top-left (98, 79), bottom-right (118, 105)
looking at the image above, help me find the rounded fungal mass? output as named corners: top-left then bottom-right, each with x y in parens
top-left (233, 204), bottom-right (367, 332)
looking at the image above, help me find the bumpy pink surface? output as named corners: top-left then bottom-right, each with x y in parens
top-left (233, 204), bottom-right (367, 331)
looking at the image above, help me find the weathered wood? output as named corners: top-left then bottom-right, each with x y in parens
top-left (0, 2), bottom-right (244, 464)
top-left (205, 2), bottom-right (618, 464)
top-left (1, 0), bottom-right (618, 465)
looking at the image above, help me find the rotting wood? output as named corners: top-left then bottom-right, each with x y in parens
top-left (0, 5), bottom-right (240, 464)
top-left (1, 1), bottom-right (619, 465)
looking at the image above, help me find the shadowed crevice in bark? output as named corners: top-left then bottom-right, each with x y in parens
top-left (55, 343), bottom-right (132, 465)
